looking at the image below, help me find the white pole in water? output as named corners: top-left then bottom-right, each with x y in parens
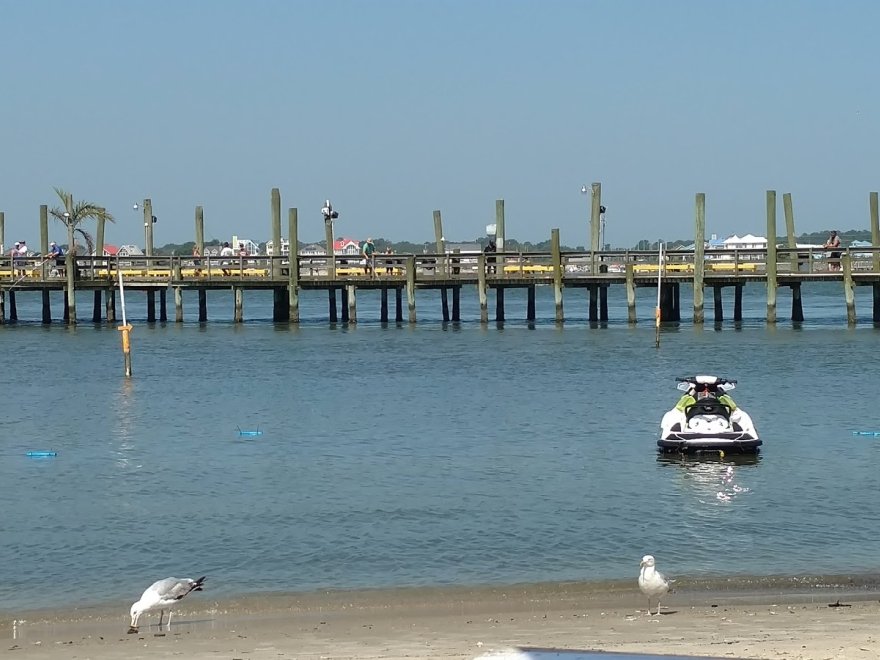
top-left (655, 240), bottom-right (663, 348)
top-left (117, 259), bottom-right (133, 376)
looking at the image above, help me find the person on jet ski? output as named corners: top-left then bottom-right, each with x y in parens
top-left (675, 382), bottom-right (737, 413)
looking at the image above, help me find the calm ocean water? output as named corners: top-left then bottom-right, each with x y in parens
top-left (1, 282), bottom-right (878, 611)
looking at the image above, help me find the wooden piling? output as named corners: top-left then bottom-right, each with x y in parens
top-left (324, 214), bottom-right (336, 280)
top-left (843, 254), bottom-right (856, 324)
top-left (159, 289), bottom-right (167, 322)
top-left (395, 287), bottom-right (403, 323)
top-left (452, 286), bottom-right (460, 322)
top-left (9, 291), bottom-right (17, 322)
top-left (340, 287), bottom-right (349, 323)
top-left (64, 193), bottom-right (76, 324)
top-left (270, 188), bottom-right (281, 278)
top-left (233, 286), bottom-right (243, 323)
top-left (590, 183), bottom-right (601, 272)
top-left (713, 286), bottom-right (723, 322)
top-left (625, 264), bottom-right (636, 323)
top-left (734, 285), bottom-right (743, 322)
top-left (106, 288), bottom-right (116, 323)
top-left (495, 200), bottom-right (506, 251)
top-left (347, 284), bottom-right (357, 323)
top-left (527, 285), bottom-right (536, 321)
top-left (693, 193), bottom-right (705, 323)
top-left (0, 212), bottom-right (4, 324)
top-left (195, 206), bottom-right (205, 256)
top-left (40, 205), bottom-right (51, 324)
top-left (380, 287), bottom-right (389, 322)
top-left (406, 256), bottom-right (416, 323)
top-left (496, 287), bottom-right (505, 322)
top-left (174, 286), bottom-right (183, 322)
top-left (93, 212), bottom-right (106, 322)
top-left (550, 228), bottom-right (563, 322)
top-left (766, 190), bottom-right (778, 323)
top-left (871, 192), bottom-right (879, 273)
top-left (791, 283), bottom-right (804, 323)
top-left (198, 290), bottom-right (207, 322)
top-left (289, 208), bottom-right (299, 322)
top-left (433, 210), bottom-right (445, 275)
top-left (143, 198), bottom-right (154, 258)
top-left (144, 198), bottom-right (155, 323)
top-left (172, 259), bottom-right (182, 321)
top-left (477, 253), bottom-right (488, 323)
top-left (600, 285), bottom-right (608, 322)
top-left (588, 285), bottom-right (598, 323)
top-left (783, 193), bottom-right (798, 272)
top-left (873, 284), bottom-right (880, 323)
top-left (329, 288), bottom-right (338, 323)
top-left (441, 287), bottom-right (449, 322)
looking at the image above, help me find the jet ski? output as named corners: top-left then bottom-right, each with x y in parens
top-left (658, 375), bottom-right (761, 454)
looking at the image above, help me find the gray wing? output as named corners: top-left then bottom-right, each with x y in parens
top-left (152, 578), bottom-right (194, 600)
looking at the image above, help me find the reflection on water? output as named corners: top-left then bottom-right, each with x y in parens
top-left (656, 453), bottom-right (761, 505)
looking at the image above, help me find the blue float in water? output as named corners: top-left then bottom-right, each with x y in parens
top-left (27, 451), bottom-right (57, 457)
top-left (237, 426), bottom-right (263, 437)
top-left (852, 431), bottom-right (880, 436)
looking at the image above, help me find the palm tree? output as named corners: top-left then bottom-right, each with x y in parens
top-left (49, 187), bottom-right (114, 324)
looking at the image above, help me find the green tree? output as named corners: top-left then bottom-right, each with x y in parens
top-left (48, 187), bottom-right (114, 324)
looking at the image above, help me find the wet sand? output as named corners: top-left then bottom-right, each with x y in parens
top-left (3, 581), bottom-right (879, 659)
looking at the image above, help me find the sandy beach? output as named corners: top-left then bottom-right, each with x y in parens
top-left (3, 581), bottom-right (879, 660)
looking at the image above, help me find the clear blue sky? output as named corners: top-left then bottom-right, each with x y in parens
top-left (1, 0), bottom-right (878, 249)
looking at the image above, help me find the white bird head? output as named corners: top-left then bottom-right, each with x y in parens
top-left (640, 555), bottom-right (656, 568)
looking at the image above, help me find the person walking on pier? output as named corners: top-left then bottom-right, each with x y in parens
top-left (824, 230), bottom-right (841, 271)
top-left (362, 237), bottom-right (376, 277)
top-left (220, 242), bottom-right (234, 276)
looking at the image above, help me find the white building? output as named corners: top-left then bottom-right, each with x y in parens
top-left (265, 238), bottom-right (290, 257)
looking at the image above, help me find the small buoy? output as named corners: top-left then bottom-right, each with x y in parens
top-left (26, 451), bottom-right (57, 457)
top-left (852, 431), bottom-right (880, 436)
top-left (237, 426), bottom-right (262, 437)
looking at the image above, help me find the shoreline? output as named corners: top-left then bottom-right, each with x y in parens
top-left (5, 571), bottom-right (880, 619)
top-left (4, 579), bottom-right (880, 659)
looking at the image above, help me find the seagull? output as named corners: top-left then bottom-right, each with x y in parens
top-left (128, 576), bottom-right (206, 633)
top-left (638, 555), bottom-right (671, 615)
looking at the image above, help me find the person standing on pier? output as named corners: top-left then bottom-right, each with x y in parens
top-left (362, 237), bottom-right (376, 277)
top-left (48, 241), bottom-right (64, 276)
top-left (192, 245), bottom-right (202, 276)
top-left (824, 230), bottom-right (841, 271)
top-left (484, 239), bottom-right (497, 274)
top-left (14, 240), bottom-right (28, 276)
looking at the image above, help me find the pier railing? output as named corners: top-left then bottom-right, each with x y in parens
top-left (1, 245), bottom-right (879, 285)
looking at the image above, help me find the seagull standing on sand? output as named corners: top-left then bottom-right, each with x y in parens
top-left (128, 576), bottom-right (206, 633)
top-left (638, 555), bottom-right (671, 615)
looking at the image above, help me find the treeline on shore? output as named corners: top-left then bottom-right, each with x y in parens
top-left (149, 229), bottom-right (872, 257)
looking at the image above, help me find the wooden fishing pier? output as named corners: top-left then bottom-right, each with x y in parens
top-left (1, 189), bottom-right (879, 325)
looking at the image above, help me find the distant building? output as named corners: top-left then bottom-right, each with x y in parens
top-left (335, 238), bottom-right (360, 256)
top-left (265, 238), bottom-right (290, 257)
top-left (117, 244), bottom-right (144, 257)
